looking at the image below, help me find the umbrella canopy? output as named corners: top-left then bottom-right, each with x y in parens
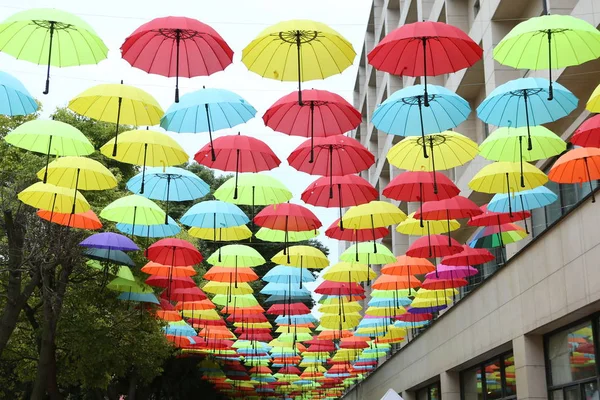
top-left (397, 212), bottom-right (460, 236)
top-left (180, 200), bottom-right (249, 229)
top-left (241, 20), bottom-right (355, 104)
top-left (147, 238), bottom-right (203, 267)
top-left (18, 182), bottom-right (89, 214)
top-left (254, 203), bottom-right (321, 232)
top-left (315, 281), bottom-right (364, 296)
top-left (571, 115), bottom-right (600, 148)
top-left (548, 147), bottom-right (600, 203)
top-left (487, 186), bottom-right (558, 214)
top-left (588, 84), bottom-right (600, 113)
top-left (372, 84), bottom-right (471, 157)
top-left (37, 209), bottom-right (101, 230)
top-left (469, 161), bottom-right (548, 194)
top-left (204, 281), bottom-right (253, 295)
top-left (342, 201), bottom-right (406, 230)
top-left (256, 227), bottom-right (318, 243)
top-left (68, 82), bottom-right (163, 156)
top-left (117, 216), bottom-right (181, 238)
top-left (415, 196), bottom-right (482, 221)
top-left (426, 264), bottom-right (478, 280)
top-left (321, 262), bottom-right (376, 283)
top-left (271, 246), bottom-right (329, 286)
top-left (100, 195), bottom-right (165, 227)
top-left (477, 77), bottom-right (577, 151)
top-left (372, 274), bottom-right (421, 291)
top-left (264, 89), bottom-right (360, 161)
top-left (441, 245), bottom-right (495, 266)
top-left (160, 87), bottom-right (256, 156)
top-left (214, 174), bottom-right (292, 209)
top-left (0, 70), bottom-right (37, 115)
top-left (205, 266), bottom-right (258, 283)
top-left (383, 170), bottom-right (459, 204)
top-left (470, 223), bottom-right (527, 248)
top-left (207, 245), bottom-right (265, 267)
top-left (340, 242), bottom-right (396, 265)
top-left (406, 234), bottom-right (463, 258)
top-left (381, 255), bottom-right (435, 294)
top-left (83, 248), bottom-right (134, 267)
top-left (468, 204), bottom-right (530, 230)
top-left (493, 14), bottom-right (600, 99)
top-left (262, 265), bottom-right (316, 284)
top-left (80, 232), bottom-right (138, 251)
top-left (121, 16), bottom-right (233, 102)
top-left (189, 225), bottom-right (252, 242)
top-left (325, 218), bottom-right (389, 242)
top-left (142, 262), bottom-right (196, 278)
top-left (0, 8), bottom-right (108, 94)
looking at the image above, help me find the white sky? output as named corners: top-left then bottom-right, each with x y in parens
top-left (0, 0), bottom-right (372, 263)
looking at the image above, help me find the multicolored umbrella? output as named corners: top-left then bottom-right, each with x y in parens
top-left (0, 70), bottom-right (37, 115)
top-left (121, 16), bottom-right (233, 102)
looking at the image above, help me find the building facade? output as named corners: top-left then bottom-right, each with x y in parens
top-left (343, 0), bottom-right (600, 399)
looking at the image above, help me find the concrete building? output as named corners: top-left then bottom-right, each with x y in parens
top-left (342, 0), bottom-right (600, 399)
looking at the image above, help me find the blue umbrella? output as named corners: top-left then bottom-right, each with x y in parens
top-left (477, 77), bottom-right (577, 150)
top-left (487, 186), bottom-right (558, 213)
top-left (394, 320), bottom-right (429, 329)
top-left (262, 265), bottom-right (316, 284)
top-left (367, 297), bottom-right (412, 307)
top-left (260, 282), bottom-right (310, 298)
top-left (163, 322), bottom-right (196, 336)
top-left (265, 294), bottom-right (312, 304)
top-left (160, 88), bottom-right (257, 161)
top-left (275, 313), bottom-right (317, 325)
top-left (0, 70), bottom-right (37, 116)
top-left (127, 167), bottom-right (210, 224)
top-left (83, 248), bottom-right (135, 267)
top-left (116, 216), bottom-right (181, 239)
top-left (117, 292), bottom-right (159, 304)
top-left (372, 84), bottom-right (471, 158)
top-left (357, 317), bottom-right (391, 328)
top-left (180, 200), bottom-right (249, 230)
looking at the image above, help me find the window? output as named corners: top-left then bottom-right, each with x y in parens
top-left (418, 382), bottom-right (441, 400)
top-left (473, 0), bottom-right (481, 17)
top-left (546, 319), bottom-right (599, 399)
top-left (461, 352), bottom-right (516, 400)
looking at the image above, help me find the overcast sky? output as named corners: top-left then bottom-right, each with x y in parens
top-left (0, 0), bottom-right (372, 263)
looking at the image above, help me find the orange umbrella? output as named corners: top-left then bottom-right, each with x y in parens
top-left (175, 299), bottom-right (215, 311)
top-left (222, 305), bottom-right (265, 315)
top-left (166, 334), bottom-right (195, 347)
top-left (37, 209), bottom-right (102, 229)
top-left (204, 266), bottom-right (259, 283)
top-left (372, 274), bottom-right (421, 291)
top-left (317, 330), bottom-right (353, 340)
top-left (549, 147), bottom-right (600, 203)
top-left (381, 255), bottom-right (434, 295)
top-left (156, 309), bottom-right (182, 322)
top-left (141, 262), bottom-right (197, 277)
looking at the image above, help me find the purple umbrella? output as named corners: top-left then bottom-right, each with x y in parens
top-left (408, 305), bottom-right (446, 314)
top-left (425, 264), bottom-right (478, 280)
top-left (79, 232), bottom-right (139, 251)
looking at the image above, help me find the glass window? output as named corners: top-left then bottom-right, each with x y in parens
top-left (461, 353), bottom-right (515, 400)
top-left (417, 382), bottom-right (441, 400)
top-left (547, 321), bottom-right (596, 386)
top-left (462, 366), bottom-right (483, 400)
top-left (502, 354), bottom-right (516, 397)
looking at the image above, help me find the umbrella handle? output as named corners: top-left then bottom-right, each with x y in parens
top-left (417, 97), bottom-right (429, 159)
top-left (112, 96), bottom-right (123, 157)
top-left (296, 31), bottom-right (303, 106)
top-left (71, 169), bottom-right (80, 215)
top-left (422, 38), bottom-right (429, 107)
top-left (204, 104), bottom-right (216, 161)
top-left (309, 102), bottom-right (314, 163)
top-left (43, 135), bottom-right (53, 183)
top-left (584, 157), bottom-right (596, 203)
top-left (43, 22), bottom-right (55, 95)
top-left (523, 91), bottom-right (533, 151)
top-left (547, 31), bottom-right (554, 101)
top-left (175, 31), bottom-right (181, 103)
top-left (141, 144), bottom-right (148, 194)
top-left (430, 138), bottom-right (437, 194)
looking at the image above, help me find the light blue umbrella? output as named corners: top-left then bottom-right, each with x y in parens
top-left (265, 294), bottom-right (312, 304)
top-left (394, 320), bottom-right (429, 329)
top-left (275, 313), bottom-right (317, 325)
top-left (262, 265), bottom-right (316, 284)
top-left (116, 216), bottom-right (181, 238)
top-left (117, 292), bottom-right (159, 304)
top-left (163, 322), bottom-right (196, 336)
top-left (0, 70), bottom-right (37, 116)
top-left (368, 298), bottom-right (412, 307)
top-left (180, 200), bottom-right (249, 229)
top-left (127, 167), bottom-right (210, 224)
top-left (477, 77), bottom-right (577, 151)
top-left (357, 317), bottom-right (391, 328)
top-left (160, 88), bottom-right (257, 161)
top-left (372, 84), bottom-right (471, 158)
top-left (487, 186), bottom-right (558, 213)
top-left (261, 282), bottom-right (310, 298)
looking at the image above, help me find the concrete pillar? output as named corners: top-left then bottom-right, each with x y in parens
top-left (513, 335), bottom-right (548, 400)
top-left (402, 389), bottom-right (417, 400)
top-left (440, 371), bottom-right (461, 400)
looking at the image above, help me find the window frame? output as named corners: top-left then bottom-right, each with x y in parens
top-left (460, 351), bottom-right (517, 400)
top-left (417, 381), bottom-right (441, 400)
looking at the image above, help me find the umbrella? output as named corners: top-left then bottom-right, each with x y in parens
top-left (180, 200), bottom-right (249, 230)
top-left (479, 126), bottom-right (566, 187)
top-left (487, 186), bottom-right (558, 214)
top-left (256, 227), bottom-right (318, 243)
top-left (160, 87), bottom-right (256, 159)
top-left (271, 245), bottom-right (329, 287)
top-left (301, 175), bottom-right (377, 226)
top-left (288, 135), bottom-right (374, 182)
top-left (325, 218), bottom-right (389, 242)
top-left (206, 244), bottom-right (265, 286)
top-left (368, 21), bottom-right (482, 105)
top-left (588, 84), bottom-right (600, 112)
top-left (262, 265), bottom-right (315, 284)
top-left (36, 209), bottom-right (101, 230)
top-left (383, 171), bottom-right (459, 209)
top-left (121, 16), bottom-right (233, 102)
top-left (242, 20), bottom-right (355, 104)
top-left (571, 115), bottom-right (600, 148)
top-left (100, 195), bottom-right (166, 235)
top-left (477, 77), bottom-right (577, 151)
top-left (194, 133), bottom-right (280, 197)
top-left (117, 216), bottom-right (181, 239)
top-left (441, 245), bottom-right (495, 266)
top-left (80, 232), bottom-right (138, 251)
top-left (83, 248), bottom-right (134, 267)
top-left (493, 14), bottom-right (600, 100)
top-left (18, 182), bottom-right (89, 217)
top-left (142, 262), bottom-right (196, 278)
top-left (0, 8), bottom-right (108, 94)
top-left (189, 225), bottom-right (252, 242)
top-left (38, 156), bottom-right (117, 214)
top-left (4, 119), bottom-right (94, 183)
top-left (372, 275), bottom-right (421, 291)
top-left (263, 89), bottom-right (360, 162)
top-left (469, 161), bottom-right (548, 198)
top-left (127, 167), bottom-right (210, 222)
top-left (386, 131), bottom-right (478, 192)
top-left (406, 234), bottom-right (463, 258)
top-left (548, 147), bottom-right (600, 203)
top-left (468, 204), bottom-right (531, 236)
top-left (470, 223), bottom-right (527, 249)
top-left (204, 281), bottom-right (253, 296)
top-left (100, 129), bottom-right (189, 194)
top-left (340, 242), bottom-right (395, 265)
top-left (321, 262), bottom-right (376, 283)
top-left (205, 266), bottom-right (258, 284)
top-left (381, 255), bottom-right (434, 295)
top-left (372, 84), bottom-right (471, 157)
top-left (426, 264), bottom-right (477, 280)
top-left (68, 82), bottom-right (163, 156)
top-left (147, 238), bottom-right (203, 267)
top-left (0, 70), bottom-right (37, 115)
top-left (397, 211), bottom-right (460, 237)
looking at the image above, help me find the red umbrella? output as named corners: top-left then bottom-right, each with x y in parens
top-left (121, 16), bottom-right (233, 102)
top-left (254, 203), bottom-right (321, 233)
top-left (287, 135), bottom-right (374, 178)
top-left (339, 336), bottom-right (370, 349)
top-left (571, 115), bottom-right (600, 148)
top-left (234, 327), bottom-right (271, 334)
top-left (226, 313), bottom-right (268, 323)
top-left (189, 318), bottom-right (226, 327)
top-left (194, 133), bottom-right (280, 198)
top-left (406, 234), bottom-right (463, 258)
top-left (302, 174), bottom-right (377, 227)
top-left (267, 303), bottom-right (311, 316)
top-left (263, 89), bottom-right (361, 162)
top-left (314, 281), bottom-right (365, 296)
top-left (441, 245), bottom-right (495, 266)
top-left (368, 21), bottom-right (482, 105)
top-left (396, 312), bottom-right (432, 322)
top-left (146, 275), bottom-right (196, 290)
top-left (468, 204), bottom-right (531, 234)
top-left (325, 218), bottom-right (389, 242)
top-left (37, 209), bottom-right (102, 230)
top-left (166, 287), bottom-right (207, 302)
top-left (146, 238), bottom-right (203, 266)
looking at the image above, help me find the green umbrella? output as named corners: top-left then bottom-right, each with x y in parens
top-left (107, 277), bottom-right (148, 293)
top-left (479, 126), bottom-right (566, 188)
top-left (100, 195), bottom-right (165, 237)
top-left (493, 14), bottom-right (600, 100)
top-left (340, 242), bottom-right (396, 265)
top-left (0, 8), bottom-right (108, 94)
top-left (256, 227), bottom-right (318, 243)
top-left (4, 119), bottom-right (94, 183)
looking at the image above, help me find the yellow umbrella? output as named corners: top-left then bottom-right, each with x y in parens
top-left (203, 281), bottom-right (253, 295)
top-left (397, 212), bottom-right (460, 236)
top-left (321, 262), bottom-right (375, 283)
top-left (365, 305), bottom-right (406, 317)
top-left (318, 302), bottom-right (362, 314)
top-left (411, 297), bottom-right (452, 308)
top-left (18, 182), bottom-right (90, 215)
top-left (242, 20), bottom-right (355, 104)
top-left (414, 288), bottom-right (458, 299)
top-left (587, 83), bottom-right (600, 112)
top-left (271, 245), bottom-right (329, 288)
top-left (320, 312), bottom-right (361, 330)
top-left (189, 225), bottom-right (252, 241)
top-left (469, 161), bottom-right (548, 195)
top-left (387, 131), bottom-right (478, 173)
top-left (256, 227), bottom-right (318, 242)
top-left (182, 309), bottom-right (221, 320)
top-left (68, 82), bottom-right (164, 157)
